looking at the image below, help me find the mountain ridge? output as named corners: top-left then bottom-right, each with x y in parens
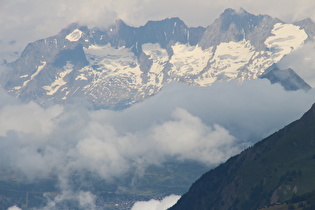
top-left (260, 63), bottom-right (311, 91)
top-left (198, 8), bottom-right (281, 50)
top-left (170, 103), bottom-right (315, 210)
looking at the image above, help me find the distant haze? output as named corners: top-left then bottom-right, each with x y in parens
top-left (1, 0), bottom-right (315, 59)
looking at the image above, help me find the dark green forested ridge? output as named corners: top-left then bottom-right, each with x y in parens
top-left (170, 103), bottom-right (315, 210)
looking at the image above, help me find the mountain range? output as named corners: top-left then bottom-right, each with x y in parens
top-left (1, 8), bottom-right (315, 210)
top-left (1, 8), bottom-right (314, 109)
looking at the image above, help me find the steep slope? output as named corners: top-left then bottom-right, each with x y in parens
top-left (0, 9), bottom-right (311, 109)
top-left (170, 103), bottom-right (315, 210)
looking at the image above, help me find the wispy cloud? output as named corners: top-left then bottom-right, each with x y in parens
top-left (39, 190), bottom-right (96, 210)
top-left (7, 206), bottom-right (22, 210)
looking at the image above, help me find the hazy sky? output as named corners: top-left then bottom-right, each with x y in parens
top-left (1, 0), bottom-right (315, 60)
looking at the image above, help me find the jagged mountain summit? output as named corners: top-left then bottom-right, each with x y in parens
top-left (1, 8), bottom-right (313, 109)
top-left (170, 103), bottom-right (315, 210)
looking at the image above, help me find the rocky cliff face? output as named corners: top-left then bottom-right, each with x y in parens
top-left (198, 8), bottom-right (279, 50)
top-left (1, 9), bottom-right (313, 109)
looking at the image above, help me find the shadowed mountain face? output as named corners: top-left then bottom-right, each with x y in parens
top-left (260, 63), bottom-right (311, 91)
top-left (1, 8), bottom-right (313, 109)
top-left (170, 103), bottom-right (315, 210)
top-left (198, 8), bottom-right (280, 50)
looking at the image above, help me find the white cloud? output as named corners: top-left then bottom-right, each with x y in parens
top-left (131, 194), bottom-right (181, 210)
top-left (0, 102), bottom-right (62, 137)
top-left (7, 206), bottom-right (22, 210)
top-left (151, 108), bottom-right (238, 164)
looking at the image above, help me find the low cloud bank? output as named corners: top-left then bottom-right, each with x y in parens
top-left (0, 100), bottom-right (240, 181)
top-left (0, 79), bottom-right (314, 208)
top-left (1, 79), bottom-right (314, 180)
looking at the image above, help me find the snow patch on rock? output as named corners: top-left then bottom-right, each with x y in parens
top-left (66, 29), bottom-right (83, 42)
top-left (170, 43), bottom-right (213, 77)
top-left (265, 23), bottom-right (308, 62)
top-left (43, 62), bottom-right (73, 96)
